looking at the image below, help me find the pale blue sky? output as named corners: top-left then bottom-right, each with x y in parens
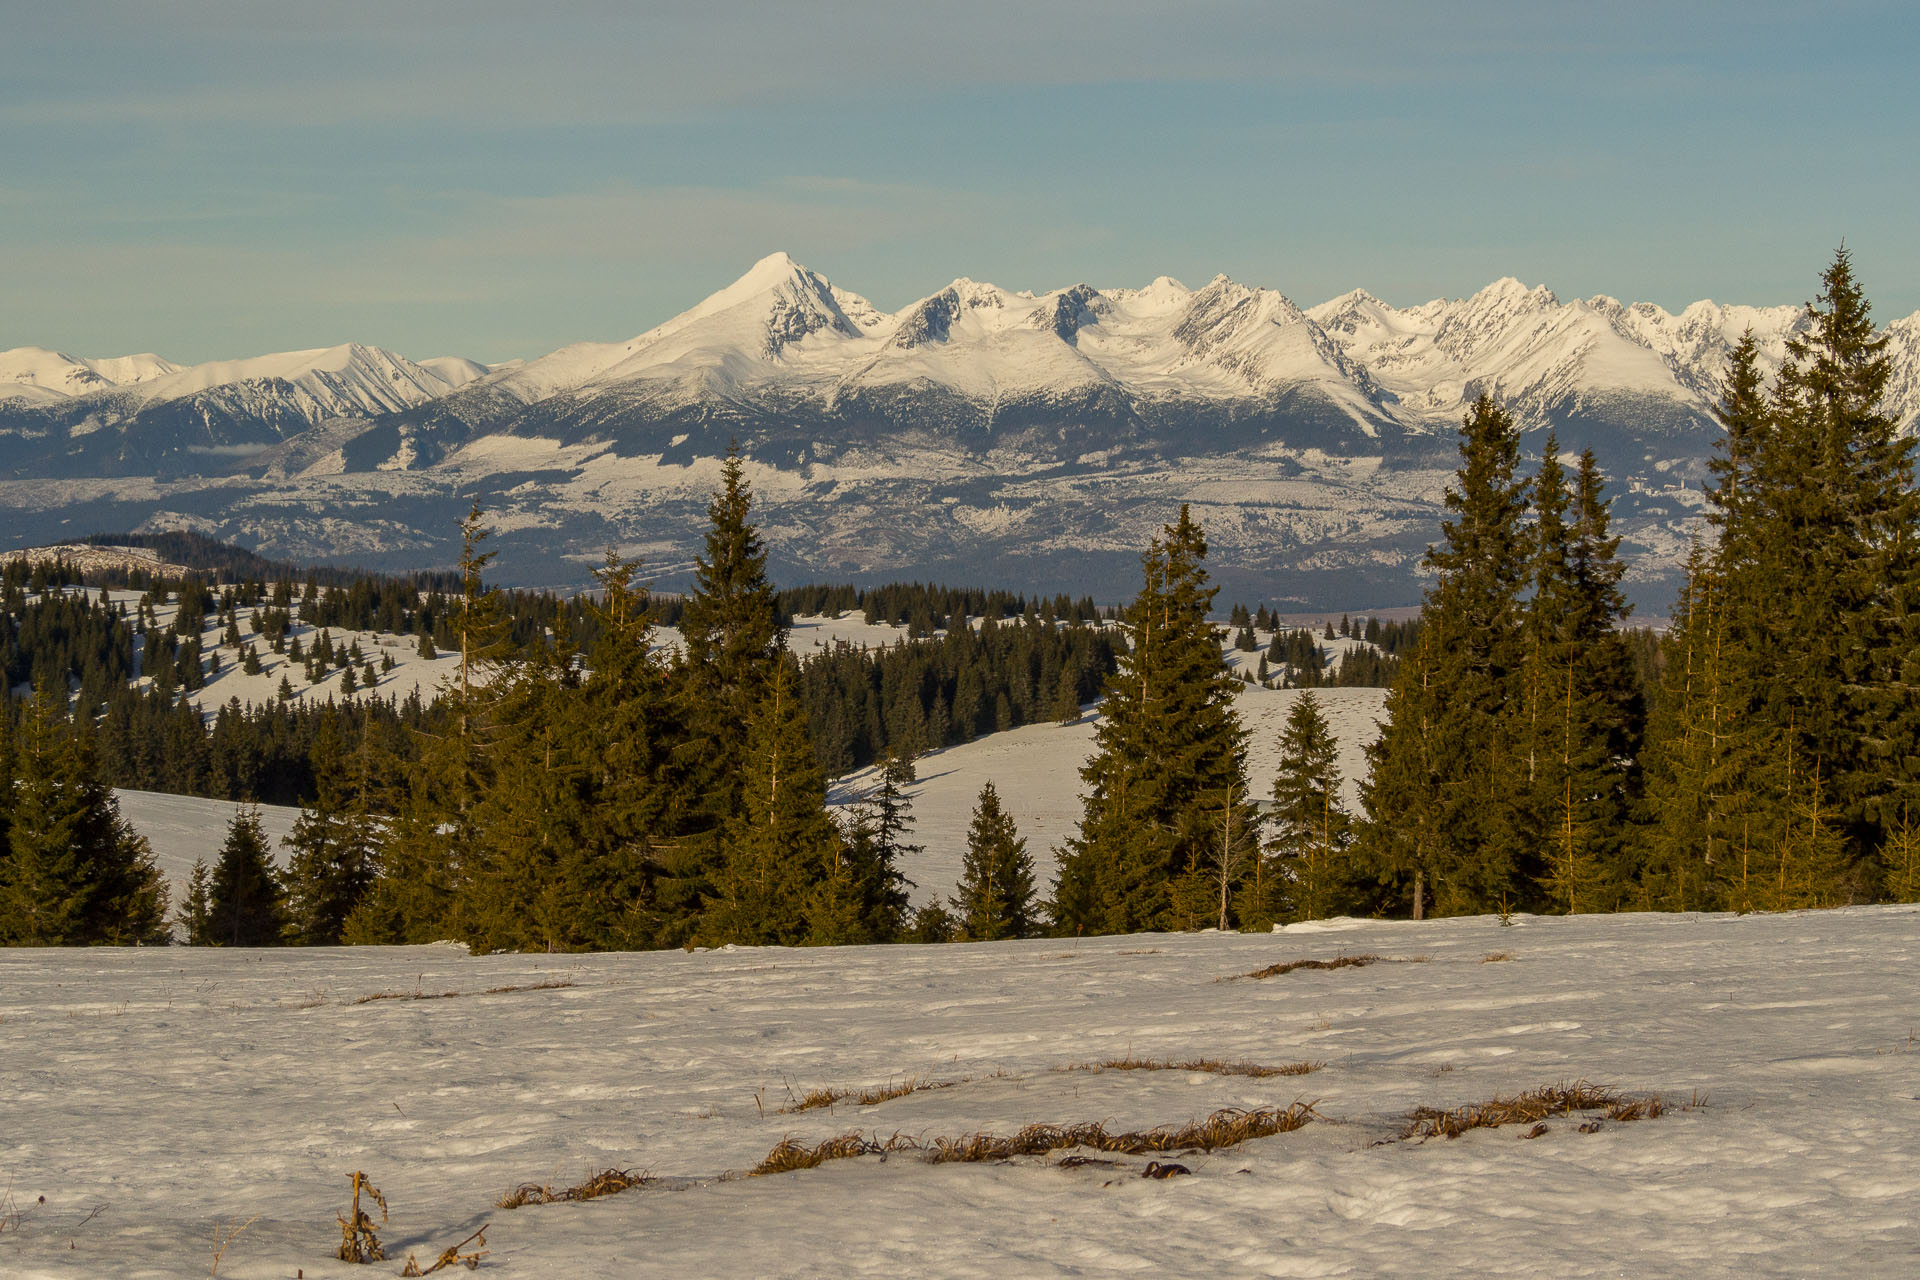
top-left (4, 1), bottom-right (1915, 364)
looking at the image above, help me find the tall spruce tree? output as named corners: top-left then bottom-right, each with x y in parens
top-left (348, 506), bottom-right (511, 945)
top-left (460, 622), bottom-right (600, 952)
top-left (951, 780), bottom-right (1036, 940)
top-left (1647, 250), bottom-right (1916, 906)
top-left (1053, 505), bottom-right (1253, 934)
top-left (1265, 692), bottom-right (1352, 923)
top-left (571, 551), bottom-right (689, 948)
top-left (1361, 395), bottom-right (1529, 917)
top-left (207, 806), bottom-right (287, 946)
top-left (701, 654), bottom-right (842, 945)
top-left (281, 717), bottom-right (378, 945)
top-left (1519, 441), bottom-right (1642, 912)
top-left (679, 448), bottom-right (785, 786)
top-left (0, 685), bottom-right (167, 945)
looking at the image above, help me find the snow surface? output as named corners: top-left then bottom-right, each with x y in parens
top-left (2, 907), bottom-right (1916, 1278)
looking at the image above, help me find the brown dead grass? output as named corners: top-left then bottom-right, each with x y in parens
top-left (498, 1168), bottom-right (651, 1209)
top-left (336, 1172), bottom-right (387, 1263)
top-left (1399, 1082), bottom-right (1668, 1142)
top-left (750, 1102), bottom-right (1318, 1176)
top-left (779, 1075), bottom-right (959, 1113)
top-left (1236, 954), bottom-right (1380, 980)
top-left (350, 978), bottom-right (577, 1006)
top-left (1481, 952), bottom-right (1514, 963)
top-left (350, 987), bottom-right (458, 1005)
top-left (1059, 1056), bottom-right (1322, 1079)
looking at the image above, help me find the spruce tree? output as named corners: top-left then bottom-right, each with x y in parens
top-left (460, 628), bottom-right (598, 952)
top-left (1265, 692), bottom-right (1352, 923)
top-left (281, 717), bottom-right (378, 945)
top-left (951, 780), bottom-right (1036, 940)
top-left (1648, 250), bottom-right (1917, 905)
top-left (702, 654), bottom-right (841, 946)
top-left (1360, 395), bottom-right (1529, 917)
top-left (207, 806), bottom-right (287, 946)
top-left (571, 550), bottom-right (689, 948)
top-left (350, 506), bottom-right (509, 944)
top-left (178, 857), bottom-right (213, 944)
top-left (1519, 440), bottom-right (1642, 912)
top-left (677, 445), bottom-right (787, 874)
top-left (1053, 505), bottom-right (1253, 934)
top-left (0, 686), bottom-right (167, 945)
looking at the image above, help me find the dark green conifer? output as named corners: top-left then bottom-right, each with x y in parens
top-left (1265, 692), bottom-right (1351, 923)
top-left (677, 445), bottom-right (787, 850)
top-left (281, 718), bottom-right (378, 945)
top-left (1518, 440), bottom-right (1642, 912)
top-left (178, 857), bottom-right (213, 944)
top-left (1360, 395), bottom-right (1529, 918)
top-left (702, 655), bottom-right (841, 945)
top-left (0, 686), bottom-right (167, 945)
top-left (207, 806), bottom-right (287, 946)
top-left (951, 780), bottom-right (1036, 940)
top-left (1053, 505), bottom-right (1253, 934)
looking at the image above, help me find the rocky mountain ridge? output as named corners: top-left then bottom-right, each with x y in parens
top-left (3, 253), bottom-right (1914, 606)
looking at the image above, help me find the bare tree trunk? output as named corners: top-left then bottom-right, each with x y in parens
top-left (1412, 869), bottom-right (1425, 921)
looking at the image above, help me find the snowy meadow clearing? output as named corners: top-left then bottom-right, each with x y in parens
top-left (4, 907), bottom-right (1917, 1278)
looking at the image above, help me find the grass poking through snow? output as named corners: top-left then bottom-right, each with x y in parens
top-left (750, 1103), bottom-right (1319, 1176)
top-left (1232, 954), bottom-right (1380, 980)
top-left (1058, 1056), bottom-right (1322, 1079)
top-left (349, 979), bottom-right (577, 1006)
top-left (498, 1168), bottom-right (651, 1209)
top-left (1398, 1082), bottom-right (1671, 1142)
top-left (779, 1075), bottom-right (960, 1114)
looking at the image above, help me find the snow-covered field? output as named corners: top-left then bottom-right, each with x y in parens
top-left (3, 907), bottom-right (1916, 1278)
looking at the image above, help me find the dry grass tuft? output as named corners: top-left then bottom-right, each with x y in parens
top-left (1481, 951), bottom-right (1514, 963)
top-left (498, 1168), bottom-right (651, 1209)
top-left (923, 1103), bottom-right (1319, 1163)
top-left (752, 1132), bottom-right (900, 1175)
top-left (1060, 1056), bottom-right (1321, 1079)
top-left (780, 1075), bottom-right (958, 1113)
top-left (336, 1171), bottom-right (386, 1263)
top-left (1399, 1082), bottom-right (1668, 1142)
top-left (749, 1103), bottom-right (1316, 1177)
top-left (349, 987), bottom-right (459, 1006)
top-left (1236, 954), bottom-right (1381, 980)
top-left (350, 978), bottom-right (576, 1005)
top-left (399, 1224), bottom-right (488, 1275)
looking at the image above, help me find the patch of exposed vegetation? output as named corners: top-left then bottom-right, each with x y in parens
top-left (1398, 1082), bottom-right (1671, 1142)
top-left (1058, 1056), bottom-right (1321, 1079)
top-left (750, 1102), bottom-right (1318, 1176)
top-left (499, 1168), bottom-right (651, 1209)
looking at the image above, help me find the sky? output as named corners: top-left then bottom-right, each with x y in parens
top-left (3, 1), bottom-right (1916, 365)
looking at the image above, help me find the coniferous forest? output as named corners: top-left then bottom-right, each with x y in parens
top-left (2, 253), bottom-right (1917, 948)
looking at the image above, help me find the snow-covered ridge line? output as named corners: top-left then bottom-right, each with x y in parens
top-left (8, 252), bottom-right (1917, 429)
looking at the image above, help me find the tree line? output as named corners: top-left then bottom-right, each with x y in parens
top-left (7, 252), bottom-right (1917, 946)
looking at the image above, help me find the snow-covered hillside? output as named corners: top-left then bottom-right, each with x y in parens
top-left (837, 681), bottom-right (1387, 910)
top-left (2, 907), bottom-right (1914, 1278)
top-left (114, 789), bottom-right (302, 912)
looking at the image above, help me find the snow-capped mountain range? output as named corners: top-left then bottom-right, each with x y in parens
top-left (4, 253), bottom-right (1917, 606)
